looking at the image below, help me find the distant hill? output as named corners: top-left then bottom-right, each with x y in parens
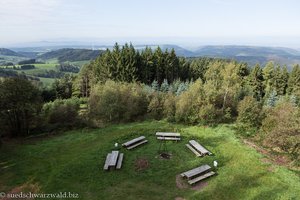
top-left (160, 45), bottom-right (195, 57)
top-left (192, 45), bottom-right (300, 66)
top-left (0, 48), bottom-right (23, 57)
top-left (37, 48), bottom-right (103, 62)
top-left (17, 51), bottom-right (40, 58)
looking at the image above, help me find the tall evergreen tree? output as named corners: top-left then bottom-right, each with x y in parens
top-left (287, 64), bottom-right (300, 95)
top-left (263, 61), bottom-right (275, 95)
top-left (273, 65), bottom-right (289, 95)
top-left (247, 64), bottom-right (264, 100)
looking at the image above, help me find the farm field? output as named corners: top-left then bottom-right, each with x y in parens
top-left (0, 121), bottom-right (299, 200)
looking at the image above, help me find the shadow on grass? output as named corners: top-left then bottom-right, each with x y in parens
top-left (189, 171), bottom-right (271, 200)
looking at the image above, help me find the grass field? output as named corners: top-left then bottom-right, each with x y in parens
top-left (0, 121), bottom-right (299, 200)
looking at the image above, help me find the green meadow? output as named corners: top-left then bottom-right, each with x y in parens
top-left (1, 121), bottom-right (299, 200)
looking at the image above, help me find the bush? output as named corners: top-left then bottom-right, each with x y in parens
top-left (198, 104), bottom-right (219, 125)
top-left (237, 96), bottom-right (263, 132)
top-left (147, 92), bottom-right (164, 120)
top-left (89, 81), bottom-right (148, 123)
top-left (175, 80), bottom-right (203, 124)
top-left (162, 93), bottom-right (176, 122)
top-left (260, 101), bottom-right (300, 162)
top-left (42, 97), bottom-right (81, 129)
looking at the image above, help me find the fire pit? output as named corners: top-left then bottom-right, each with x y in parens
top-left (159, 152), bottom-right (171, 159)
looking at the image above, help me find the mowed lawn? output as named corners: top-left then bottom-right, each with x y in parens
top-left (0, 121), bottom-right (300, 200)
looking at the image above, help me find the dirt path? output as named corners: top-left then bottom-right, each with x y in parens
top-left (242, 139), bottom-right (298, 170)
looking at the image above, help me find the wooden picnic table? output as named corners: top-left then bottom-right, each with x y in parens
top-left (103, 150), bottom-right (124, 170)
top-left (181, 164), bottom-right (211, 179)
top-left (189, 140), bottom-right (211, 155)
top-left (122, 136), bottom-right (146, 147)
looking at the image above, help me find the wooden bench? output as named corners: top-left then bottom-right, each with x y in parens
top-left (103, 151), bottom-right (124, 170)
top-left (186, 140), bottom-right (212, 156)
top-left (122, 136), bottom-right (148, 150)
top-left (156, 132), bottom-right (181, 141)
top-left (185, 144), bottom-right (201, 157)
top-left (188, 171), bottom-right (216, 185)
top-left (181, 164), bottom-right (216, 185)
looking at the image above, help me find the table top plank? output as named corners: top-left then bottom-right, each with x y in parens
top-left (189, 140), bottom-right (210, 154)
top-left (182, 164), bottom-right (211, 178)
top-left (108, 151), bottom-right (119, 167)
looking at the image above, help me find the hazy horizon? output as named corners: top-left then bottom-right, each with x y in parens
top-left (1, 0), bottom-right (300, 48)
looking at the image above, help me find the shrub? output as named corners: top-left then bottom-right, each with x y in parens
top-left (260, 101), bottom-right (300, 162)
top-left (147, 92), bottom-right (164, 120)
top-left (162, 93), bottom-right (176, 122)
top-left (42, 97), bottom-right (81, 129)
top-left (237, 96), bottom-right (263, 132)
top-left (89, 81), bottom-right (148, 123)
top-left (175, 80), bottom-right (204, 124)
top-left (198, 104), bottom-right (219, 125)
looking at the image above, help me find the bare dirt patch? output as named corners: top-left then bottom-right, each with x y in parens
top-left (260, 158), bottom-right (271, 164)
top-left (176, 175), bottom-right (188, 189)
top-left (243, 139), bottom-right (269, 155)
top-left (274, 156), bottom-right (289, 165)
top-left (134, 158), bottom-right (149, 171)
top-left (191, 181), bottom-right (209, 191)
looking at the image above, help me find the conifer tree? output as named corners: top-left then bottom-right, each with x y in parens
top-left (160, 79), bottom-right (169, 92)
top-left (287, 64), bottom-right (300, 95)
top-left (267, 90), bottom-right (278, 107)
top-left (151, 80), bottom-right (159, 91)
top-left (247, 64), bottom-right (264, 100)
top-left (263, 61), bottom-right (275, 95)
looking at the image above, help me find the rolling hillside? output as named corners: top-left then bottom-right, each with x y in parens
top-left (193, 45), bottom-right (300, 66)
top-left (37, 48), bottom-right (103, 62)
top-left (0, 48), bottom-right (23, 57)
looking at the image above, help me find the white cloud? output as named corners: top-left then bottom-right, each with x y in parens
top-left (0, 0), bottom-right (61, 25)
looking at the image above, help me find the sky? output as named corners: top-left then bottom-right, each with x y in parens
top-left (1, 0), bottom-right (300, 48)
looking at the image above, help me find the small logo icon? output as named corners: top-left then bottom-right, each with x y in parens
top-left (0, 192), bottom-right (6, 198)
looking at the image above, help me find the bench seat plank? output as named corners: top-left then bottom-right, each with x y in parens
top-left (186, 144), bottom-right (201, 157)
top-left (188, 171), bottom-right (216, 185)
top-left (109, 151), bottom-right (119, 167)
top-left (157, 137), bottom-right (181, 141)
top-left (116, 153), bottom-right (124, 169)
top-left (122, 136), bottom-right (146, 147)
top-left (189, 140), bottom-right (211, 155)
top-left (156, 132), bottom-right (181, 137)
top-left (181, 164), bottom-right (211, 179)
top-left (127, 140), bottom-right (148, 150)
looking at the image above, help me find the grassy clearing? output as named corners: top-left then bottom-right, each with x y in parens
top-left (38, 77), bottom-right (56, 87)
top-left (0, 121), bottom-right (299, 200)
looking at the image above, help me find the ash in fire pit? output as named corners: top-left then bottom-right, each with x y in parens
top-left (159, 152), bottom-right (171, 159)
